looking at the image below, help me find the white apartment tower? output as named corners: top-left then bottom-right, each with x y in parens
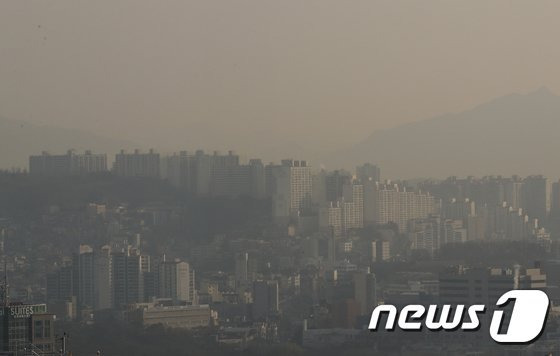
top-left (267, 160), bottom-right (312, 220)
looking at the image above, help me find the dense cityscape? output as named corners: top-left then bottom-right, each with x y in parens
top-left (4, 0), bottom-right (560, 354)
top-left (0, 148), bottom-right (557, 355)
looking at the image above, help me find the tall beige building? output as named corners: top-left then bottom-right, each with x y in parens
top-left (342, 183), bottom-right (364, 232)
top-left (319, 182), bottom-right (363, 236)
top-left (266, 159), bottom-right (312, 220)
top-left (319, 202), bottom-right (343, 237)
top-left (366, 182), bottom-right (436, 232)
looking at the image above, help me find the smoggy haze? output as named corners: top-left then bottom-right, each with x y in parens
top-left (2, 0), bottom-right (560, 164)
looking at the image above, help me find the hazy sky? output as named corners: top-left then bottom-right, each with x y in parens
top-left (2, 0), bottom-right (560, 159)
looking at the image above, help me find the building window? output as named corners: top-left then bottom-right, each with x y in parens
top-left (34, 320), bottom-right (43, 338)
top-left (44, 320), bottom-right (51, 338)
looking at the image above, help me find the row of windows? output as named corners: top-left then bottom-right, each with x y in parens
top-left (34, 319), bottom-right (51, 339)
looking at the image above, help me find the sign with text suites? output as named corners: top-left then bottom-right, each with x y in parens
top-left (0, 304), bottom-right (47, 319)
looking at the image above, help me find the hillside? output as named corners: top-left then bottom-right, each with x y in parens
top-left (328, 87), bottom-right (560, 179)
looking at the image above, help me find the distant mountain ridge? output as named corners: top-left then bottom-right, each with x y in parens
top-left (326, 87), bottom-right (560, 179)
top-left (4, 87), bottom-right (560, 179)
top-left (0, 117), bottom-right (137, 170)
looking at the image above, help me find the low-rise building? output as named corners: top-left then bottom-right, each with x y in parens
top-left (127, 303), bottom-right (216, 329)
top-left (0, 303), bottom-right (56, 354)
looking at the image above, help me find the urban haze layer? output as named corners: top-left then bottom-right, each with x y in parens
top-left (3, 2), bottom-right (560, 355)
top-left (0, 148), bottom-right (557, 355)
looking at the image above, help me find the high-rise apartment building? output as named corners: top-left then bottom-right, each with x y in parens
top-left (49, 246), bottom-right (112, 312)
top-left (71, 150), bottom-right (108, 174)
top-left (266, 160), bottom-right (312, 220)
top-left (407, 215), bottom-right (441, 254)
top-left (342, 183), bottom-right (364, 231)
top-left (114, 149), bottom-right (160, 178)
top-left (160, 151), bottom-right (192, 190)
top-left (29, 150), bottom-right (107, 175)
top-left (365, 182), bottom-right (436, 232)
top-left (161, 150), bottom-right (265, 198)
top-left (29, 150), bottom-right (72, 176)
top-left (211, 158), bottom-right (265, 198)
top-left (319, 202), bottom-right (343, 237)
top-left (48, 245), bottom-right (201, 315)
top-left (74, 245), bottom-right (115, 311)
top-left (319, 181), bottom-right (363, 236)
top-left (483, 202), bottom-right (535, 241)
top-left (443, 198), bottom-right (475, 222)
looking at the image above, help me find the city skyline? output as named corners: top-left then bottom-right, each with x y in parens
top-left (3, 86), bottom-right (560, 179)
top-left (3, 0), bottom-right (560, 177)
top-left (2, 147), bottom-right (559, 354)
top-left (2, 1), bottom-right (560, 354)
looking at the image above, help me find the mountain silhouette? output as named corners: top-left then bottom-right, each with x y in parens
top-left (327, 87), bottom-right (560, 179)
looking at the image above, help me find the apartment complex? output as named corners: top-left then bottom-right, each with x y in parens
top-left (29, 150), bottom-right (107, 175)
